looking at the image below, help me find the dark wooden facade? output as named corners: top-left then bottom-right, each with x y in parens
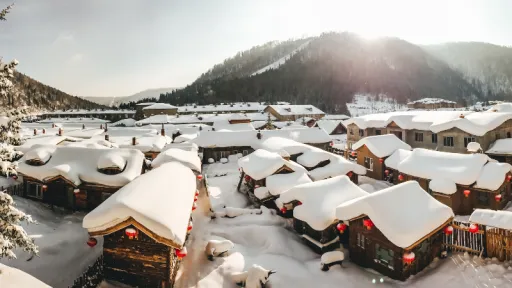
top-left (293, 218), bottom-right (341, 254)
top-left (355, 145), bottom-right (387, 181)
top-left (396, 172), bottom-right (512, 215)
top-left (201, 146), bottom-right (254, 164)
top-left (346, 216), bottom-right (450, 281)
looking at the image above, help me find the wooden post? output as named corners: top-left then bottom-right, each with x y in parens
top-left (483, 224), bottom-right (488, 258)
top-left (132, 137), bottom-right (136, 146)
top-left (161, 123), bottom-right (165, 136)
top-left (58, 128), bottom-right (62, 136)
top-left (105, 135), bottom-right (109, 141)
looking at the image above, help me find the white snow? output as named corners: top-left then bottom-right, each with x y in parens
top-left (430, 111), bottom-right (512, 136)
top-left (97, 152), bottom-right (126, 169)
top-left (469, 209), bottom-right (512, 230)
top-left (18, 146), bottom-right (144, 187)
top-left (383, 149), bottom-right (412, 170)
top-left (83, 162), bottom-right (196, 247)
top-left (266, 171), bottom-right (312, 196)
top-left (486, 138), bottom-right (512, 155)
top-left (142, 103), bottom-right (178, 110)
top-left (65, 128), bottom-right (105, 139)
top-left (173, 133), bottom-right (198, 143)
top-left (346, 94), bottom-right (407, 117)
top-left (0, 263), bottom-right (50, 288)
top-left (323, 114), bottom-right (350, 121)
top-left (320, 251), bottom-right (344, 264)
top-left (238, 149), bottom-right (299, 180)
top-left (177, 102), bottom-right (266, 114)
top-left (474, 162), bottom-right (512, 191)
top-left (16, 135), bottom-right (78, 153)
top-left (251, 40), bottom-right (311, 76)
top-left (296, 148), bottom-right (332, 168)
top-left (352, 134), bottom-right (411, 158)
top-left (309, 154), bottom-right (366, 181)
top-left (407, 98), bottom-right (456, 105)
top-left (265, 105), bottom-right (324, 116)
top-left (213, 121), bottom-right (255, 132)
top-left (112, 118), bottom-right (137, 127)
top-left (279, 175), bottom-right (369, 230)
top-left (315, 120), bottom-right (344, 134)
top-left (429, 178), bottom-right (458, 195)
top-left (254, 186), bottom-right (271, 199)
top-left (336, 181), bottom-right (454, 248)
top-left (151, 148), bottom-right (202, 172)
top-left (467, 142), bottom-right (482, 153)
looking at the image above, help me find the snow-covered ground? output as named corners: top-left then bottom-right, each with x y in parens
top-left (251, 40), bottom-right (311, 76)
top-left (346, 94), bottom-right (407, 117)
top-left (0, 196), bottom-right (102, 287)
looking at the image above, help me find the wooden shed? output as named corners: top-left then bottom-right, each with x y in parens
top-left (83, 161), bottom-right (197, 288)
top-left (336, 181), bottom-right (454, 281)
top-left (470, 209), bottom-right (512, 261)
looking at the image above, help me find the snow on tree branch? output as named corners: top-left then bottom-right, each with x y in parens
top-left (0, 4), bottom-right (13, 21)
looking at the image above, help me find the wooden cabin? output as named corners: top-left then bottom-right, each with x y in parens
top-left (18, 146), bottom-right (145, 210)
top-left (279, 175), bottom-right (368, 254)
top-left (469, 209), bottom-right (512, 261)
top-left (315, 120), bottom-right (347, 135)
top-left (336, 181), bottom-right (454, 281)
top-left (352, 135), bottom-right (411, 181)
top-left (263, 105), bottom-right (325, 121)
top-left (83, 162), bottom-right (197, 288)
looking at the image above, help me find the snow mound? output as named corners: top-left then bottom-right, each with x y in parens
top-left (352, 134), bottom-right (411, 158)
top-left (266, 171), bottom-right (312, 196)
top-left (238, 149), bottom-right (299, 180)
top-left (97, 152), bottom-right (126, 170)
top-left (0, 263), bottom-right (50, 288)
top-left (151, 148), bottom-right (202, 172)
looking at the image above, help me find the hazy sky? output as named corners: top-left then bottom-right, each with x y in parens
top-left (0, 0), bottom-right (511, 97)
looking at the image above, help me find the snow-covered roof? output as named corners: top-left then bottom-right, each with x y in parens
top-left (469, 209), bottom-right (512, 230)
top-left (315, 120), bottom-right (344, 134)
top-left (16, 135), bottom-right (79, 153)
top-left (112, 118), bottom-right (137, 127)
top-left (336, 181), bottom-right (454, 248)
top-left (486, 103), bottom-right (512, 113)
top-left (254, 186), bottom-right (271, 199)
top-left (0, 263), bottom-right (51, 288)
top-left (83, 162), bottom-right (196, 247)
top-left (136, 115), bottom-right (173, 125)
top-left (142, 103), bottom-right (178, 110)
top-left (383, 149), bottom-right (412, 170)
top-left (266, 105), bottom-right (325, 116)
top-left (162, 142), bottom-right (199, 153)
top-left (429, 178), bottom-right (457, 195)
top-left (193, 128), bottom-right (331, 148)
top-left (486, 139), bottom-right (512, 155)
top-left (228, 113), bottom-right (250, 121)
top-left (95, 134), bottom-right (171, 153)
top-left (407, 98), bottom-right (456, 105)
top-left (430, 111), bottom-right (512, 136)
top-left (176, 102), bottom-right (266, 113)
top-left (97, 152), bottom-right (126, 170)
top-left (64, 128), bottom-right (105, 139)
top-left (308, 154), bottom-right (366, 181)
top-left (279, 175), bottom-right (369, 230)
top-left (43, 109), bottom-right (135, 115)
top-left (323, 114), bottom-right (350, 120)
top-left (296, 148), bottom-right (331, 168)
top-left (173, 133), bottom-right (198, 143)
top-left (256, 137), bottom-right (311, 155)
top-left (151, 148), bottom-right (201, 172)
top-left (266, 171), bottom-right (312, 196)
top-left (474, 162), bottom-right (512, 191)
top-left (352, 134), bottom-right (411, 158)
top-left (19, 146), bottom-right (144, 187)
top-left (396, 148), bottom-right (490, 186)
top-left (213, 121), bottom-right (255, 132)
top-left (238, 149), bottom-right (299, 180)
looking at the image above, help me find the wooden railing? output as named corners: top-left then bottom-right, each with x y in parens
top-left (1, 182), bottom-right (24, 197)
top-left (69, 255), bottom-right (104, 288)
top-left (442, 220), bottom-right (486, 257)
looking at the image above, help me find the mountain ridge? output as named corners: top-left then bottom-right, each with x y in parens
top-left (82, 87), bottom-right (180, 106)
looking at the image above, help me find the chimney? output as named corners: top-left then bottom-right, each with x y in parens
top-left (459, 114), bottom-right (465, 119)
top-left (42, 128), bottom-right (46, 134)
top-left (82, 124), bottom-right (85, 129)
top-left (52, 123), bottom-right (55, 128)
top-left (256, 130), bottom-right (262, 140)
top-left (105, 134), bottom-right (110, 141)
top-left (100, 124), bottom-right (103, 129)
top-left (33, 129), bottom-right (37, 136)
top-left (212, 127), bottom-right (215, 131)
top-left (104, 123), bottom-right (108, 132)
top-left (132, 137), bottom-right (136, 146)
top-left (161, 123), bottom-right (165, 136)
top-left (58, 128), bottom-right (63, 136)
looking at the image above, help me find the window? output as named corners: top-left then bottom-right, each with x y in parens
top-left (364, 157), bottom-right (374, 171)
top-left (431, 133), bottom-right (438, 144)
top-left (242, 150), bottom-right (249, 156)
top-left (359, 129), bottom-right (364, 137)
top-left (391, 131), bottom-right (403, 140)
top-left (357, 233), bottom-right (365, 249)
top-left (415, 132), bottom-right (424, 142)
top-left (375, 129), bottom-right (382, 135)
top-left (507, 132), bottom-right (511, 138)
top-left (477, 191), bottom-right (490, 206)
top-left (26, 183), bottom-right (43, 199)
top-left (443, 136), bottom-right (454, 147)
top-left (464, 136), bottom-right (476, 148)
top-left (375, 243), bottom-right (395, 270)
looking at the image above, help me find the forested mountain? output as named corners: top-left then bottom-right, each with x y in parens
top-left (4, 72), bottom-right (103, 111)
top-left (159, 32), bottom-right (481, 114)
top-left (84, 87), bottom-right (179, 106)
top-left (424, 42), bottom-right (512, 100)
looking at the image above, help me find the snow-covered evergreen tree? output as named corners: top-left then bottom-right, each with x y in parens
top-left (0, 191), bottom-right (38, 259)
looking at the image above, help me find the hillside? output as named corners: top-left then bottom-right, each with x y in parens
top-left (424, 42), bottom-right (512, 100)
top-left (5, 72), bottom-right (103, 111)
top-left (160, 32), bottom-right (481, 114)
top-left (83, 87), bottom-right (179, 106)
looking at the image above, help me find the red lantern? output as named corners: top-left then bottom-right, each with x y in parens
top-left (175, 247), bottom-right (188, 259)
top-left (469, 224), bottom-right (479, 234)
top-left (336, 223), bottom-right (348, 233)
top-left (403, 252), bottom-right (415, 264)
top-left (194, 195), bottom-right (198, 202)
top-left (197, 174), bottom-right (203, 180)
top-left (351, 151), bottom-right (356, 157)
top-left (42, 185), bottom-right (48, 192)
top-left (73, 188), bottom-right (80, 194)
top-left (363, 219), bottom-right (374, 230)
top-left (347, 171), bottom-right (353, 178)
top-left (384, 169), bottom-right (390, 175)
top-left (398, 174), bottom-right (404, 181)
top-left (280, 207), bottom-right (287, 214)
top-left (244, 175), bottom-right (251, 182)
top-left (329, 141), bottom-right (334, 147)
top-left (463, 189), bottom-right (470, 198)
top-left (495, 194), bottom-right (502, 202)
top-left (379, 158), bottom-right (384, 163)
top-left (11, 175), bottom-right (18, 180)
top-left (192, 202), bottom-right (197, 211)
top-left (444, 225), bottom-right (453, 235)
top-left (195, 190), bottom-right (199, 197)
top-left (507, 175), bottom-right (512, 182)
top-left (86, 237), bottom-right (97, 247)
top-left (125, 228), bottom-right (138, 239)
top-left (296, 201), bottom-right (302, 206)
top-left (187, 223), bottom-right (193, 232)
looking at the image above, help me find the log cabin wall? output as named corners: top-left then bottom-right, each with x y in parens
top-left (403, 229), bottom-right (444, 279)
top-left (293, 218), bottom-right (339, 254)
top-left (103, 225), bottom-right (175, 288)
top-left (355, 145), bottom-right (385, 180)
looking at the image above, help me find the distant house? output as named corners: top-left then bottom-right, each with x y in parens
top-left (315, 120), bottom-right (346, 135)
top-left (336, 181), bottom-right (454, 281)
top-left (352, 135), bottom-right (411, 181)
top-left (41, 109), bottom-right (135, 122)
top-left (177, 102), bottom-right (266, 115)
top-left (469, 209), bottom-right (512, 261)
top-left (83, 162), bottom-right (197, 288)
top-left (18, 146), bottom-right (145, 210)
top-left (278, 175), bottom-right (368, 253)
top-left (264, 105), bottom-right (325, 121)
top-left (142, 103), bottom-right (178, 118)
top-left (486, 138), bottom-right (512, 164)
top-left (407, 98), bottom-right (459, 110)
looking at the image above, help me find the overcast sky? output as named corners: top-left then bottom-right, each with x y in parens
top-left (0, 0), bottom-right (511, 97)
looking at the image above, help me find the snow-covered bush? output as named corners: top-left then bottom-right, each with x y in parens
top-left (231, 265), bottom-right (276, 288)
top-left (205, 239), bottom-right (234, 261)
top-left (208, 158), bottom-right (215, 164)
top-left (220, 158), bottom-right (228, 164)
top-left (0, 191), bottom-right (38, 259)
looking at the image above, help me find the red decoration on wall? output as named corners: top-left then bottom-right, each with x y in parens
top-left (280, 207), bottom-right (287, 214)
top-left (336, 223), bottom-right (348, 233)
top-left (384, 170), bottom-right (390, 175)
top-left (175, 247), bottom-right (188, 259)
top-left (194, 195), bottom-right (198, 202)
top-left (403, 252), bottom-right (415, 264)
top-left (187, 223), bottom-right (193, 232)
top-left (398, 174), bottom-right (404, 181)
top-left (195, 190), bottom-right (199, 197)
top-left (192, 202), bottom-right (197, 211)
top-left (495, 194), bottom-right (503, 202)
top-left (469, 224), bottom-right (479, 233)
top-left (296, 201), bottom-right (302, 206)
top-left (125, 228), bottom-right (138, 239)
top-left (351, 151), bottom-right (356, 157)
top-left (42, 185), bottom-right (48, 192)
top-left (507, 175), bottom-right (512, 182)
top-left (463, 189), bottom-right (471, 197)
top-left (379, 158), bottom-right (384, 163)
top-left (347, 171), bottom-right (353, 178)
top-left (329, 141), bottom-right (334, 147)
top-left (244, 175), bottom-right (251, 182)
top-left (363, 219), bottom-right (374, 230)
top-left (444, 225), bottom-right (453, 235)
top-left (87, 237), bottom-right (97, 247)
top-left (196, 174), bottom-right (203, 180)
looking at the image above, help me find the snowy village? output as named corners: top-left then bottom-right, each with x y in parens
top-left (3, 1), bottom-right (512, 288)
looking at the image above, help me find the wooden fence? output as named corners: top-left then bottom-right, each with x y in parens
top-left (486, 227), bottom-right (512, 261)
top-left (442, 220), bottom-right (486, 257)
top-left (2, 182), bottom-right (24, 197)
top-left (69, 255), bottom-right (104, 288)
